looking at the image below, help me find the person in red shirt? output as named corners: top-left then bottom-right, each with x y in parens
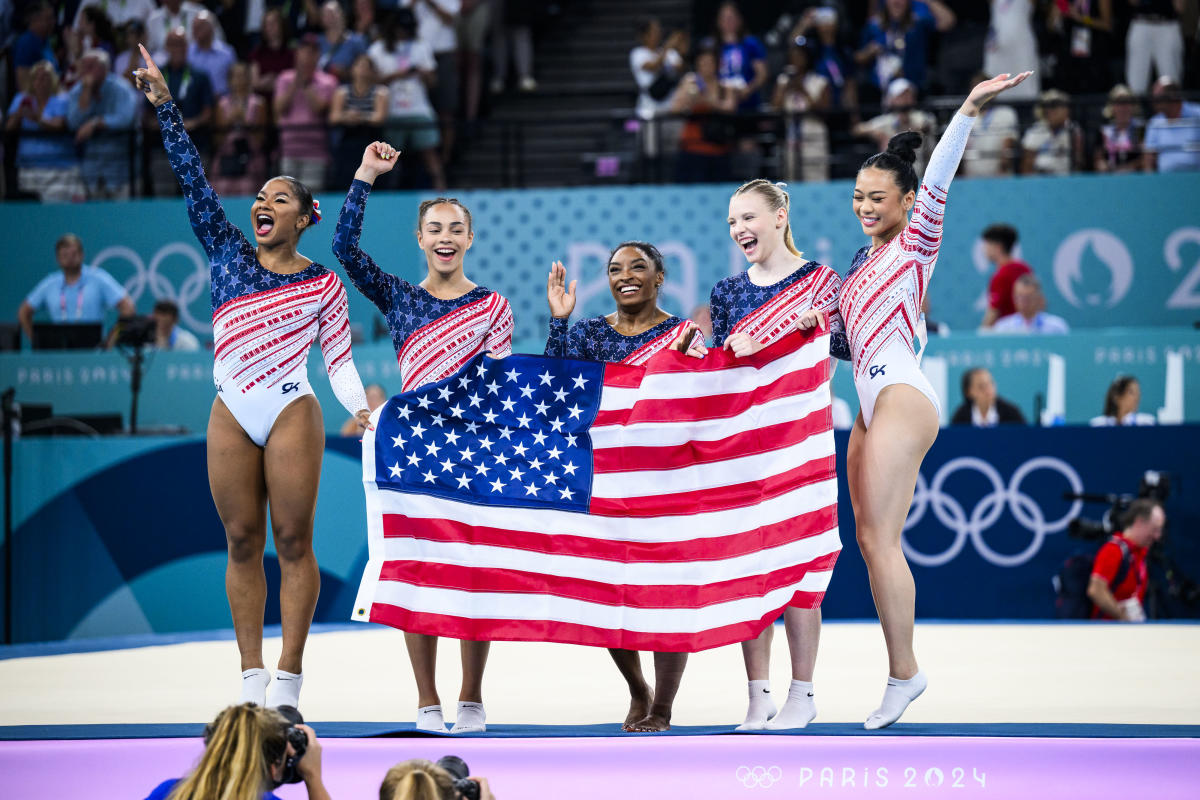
top-left (979, 223), bottom-right (1032, 327)
top-left (1087, 499), bottom-right (1165, 621)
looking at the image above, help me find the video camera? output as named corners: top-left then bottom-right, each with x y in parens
top-left (436, 755), bottom-right (481, 800)
top-left (1064, 470), bottom-right (1170, 541)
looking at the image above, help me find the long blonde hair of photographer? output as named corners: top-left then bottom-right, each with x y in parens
top-left (379, 759), bottom-right (456, 800)
top-left (732, 179), bottom-right (804, 258)
top-left (168, 704), bottom-right (288, 800)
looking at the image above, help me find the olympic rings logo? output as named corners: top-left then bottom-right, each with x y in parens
top-left (902, 456), bottom-right (1084, 568)
top-left (91, 243), bottom-right (211, 334)
top-left (735, 766), bottom-right (783, 789)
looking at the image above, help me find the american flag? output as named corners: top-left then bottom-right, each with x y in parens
top-left (352, 330), bottom-right (840, 652)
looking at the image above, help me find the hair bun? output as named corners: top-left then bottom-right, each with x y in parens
top-left (885, 131), bottom-right (922, 165)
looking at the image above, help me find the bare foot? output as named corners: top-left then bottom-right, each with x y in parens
top-left (625, 711), bottom-right (671, 733)
top-left (620, 685), bottom-right (652, 731)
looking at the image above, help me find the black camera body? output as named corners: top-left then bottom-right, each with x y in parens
top-left (436, 755), bottom-right (481, 800)
top-left (1067, 470), bottom-right (1170, 541)
top-left (275, 705), bottom-right (307, 785)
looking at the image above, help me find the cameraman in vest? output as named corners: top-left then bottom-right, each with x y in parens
top-left (1087, 499), bottom-right (1164, 621)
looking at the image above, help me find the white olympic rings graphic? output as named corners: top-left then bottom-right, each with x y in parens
top-left (735, 766), bottom-right (783, 789)
top-left (902, 456), bottom-right (1084, 568)
top-left (91, 243), bottom-right (211, 334)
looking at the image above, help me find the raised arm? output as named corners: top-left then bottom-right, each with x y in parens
top-left (544, 260), bottom-right (577, 356)
top-left (331, 141), bottom-right (402, 315)
top-left (317, 275), bottom-right (370, 422)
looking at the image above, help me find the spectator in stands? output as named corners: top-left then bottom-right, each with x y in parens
top-left (1045, 0), bottom-right (1114, 96)
top-left (275, 34), bottom-right (337, 191)
top-left (74, 0), bottom-right (154, 29)
top-left (992, 273), bottom-right (1071, 334)
top-left (855, 0), bottom-right (956, 98)
top-left (189, 11), bottom-right (236, 98)
top-left (143, 703), bottom-right (330, 800)
top-left (1125, 0), bottom-right (1185, 94)
top-left (67, 48), bottom-right (139, 199)
top-left (317, 0), bottom-right (367, 83)
top-left (68, 5), bottom-right (119, 67)
top-left (17, 234), bottom-right (135, 343)
top-left (1087, 499), bottom-right (1164, 621)
top-left (1143, 76), bottom-right (1200, 172)
top-left (961, 69), bottom-right (1019, 176)
top-left (114, 21), bottom-right (149, 91)
top-left (405, 0), bottom-right (461, 163)
top-left (669, 46), bottom-right (737, 183)
top-left (353, 0), bottom-right (382, 41)
top-left (715, 2), bottom-right (768, 112)
top-left (1091, 375), bottom-right (1157, 426)
top-left (491, 0), bottom-right (538, 93)
top-left (1020, 89), bottom-right (1084, 175)
top-left (1094, 84), bottom-right (1145, 173)
top-left (379, 759), bottom-right (497, 800)
top-left (12, 2), bottom-right (58, 93)
top-left (979, 222), bottom-right (1032, 328)
top-left (151, 299), bottom-right (201, 351)
top-left (631, 18), bottom-right (687, 123)
top-left (853, 77), bottom-right (936, 172)
top-left (983, 0), bottom-right (1040, 101)
top-left (340, 383), bottom-right (388, 435)
top-left (793, 6), bottom-right (858, 115)
top-left (211, 62), bottom-right (268, 197)
top-left (146, 0), bottom-right (223, 54)
top-left (772, 34), bottom-right (831, 182)
top-left (950, 367), bottom-right (1027, 426)
top-left (250, 8), bottom-right (296, 102)
top-left (457, 0), bottom-right (491, 127)
top-left (330, 53), bottom-right (389, 188)
top-left (369, 9), bottom-right (446, 191)
top-left (146, 28), bottom-right (215, 197)
top-left (5, 61), bottom-right (83, 203)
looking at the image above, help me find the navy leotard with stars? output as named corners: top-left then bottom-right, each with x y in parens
top-left (545, 315), bottom-right (685, 363)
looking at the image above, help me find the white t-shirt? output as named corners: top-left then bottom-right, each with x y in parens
top-left (401, 0), bottom-right (461, 55)
top-left (1022, 121), bottom-right (1076, 175)
top-left (963, 104), bottom-right (1018, 177)
top-left (992, 311), bottom-right (1070, 334)
top-left (75, 0), bottom-right (155, 27)
top-left (1090, 412), bottom-right (1156, 427)
top-left (368, 39), bottom-right (436, 118)
top-left (630, 45), bottom-right (683, 118)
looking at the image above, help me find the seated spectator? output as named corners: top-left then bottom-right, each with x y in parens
top-left (67, 48), bottom-right (138, 199)
top-left (318, 0), bottom-right (367, 83)
top-left (1087, 499), bottom-right (1164, 622)
top-left (250, 8), bottom-right (296, 102)
top-left (5, 61), bottom-right (83, 203)
top-left (855, 0), bottom-right (955, 98)
top-left (772, 34), bottom-right (831, 183)
top-left (950, 367), bottom-right (1027, 426)
top-left (369, 10), bottom-right (445, 191)
top-left (379, 759), bottom-right (496, 800)
top-left (275, 34), bottom-right (337, 192)
top-left (491, 0), bottom-right (538, 93)
top-left (1125, 1), bottom-right (1184, 94)
top-left (146, 28), bottom-right (215, 197)
top-left (1143, 76), bottom-right (1200, 173)
top-left (1090, 375), bottom-right (1156, 426)
top-left (992, 274), bottom-right (1070, 334)
top-left (146, 0), bottom-right (226, 54)
top-left (1020, 89), bottom-right (1084, 176)
top-left (12, 2), bottom-right (58, 93)
top-left (669, 47), bottom-right (737, 183)
top-left (982, 0), bottom-right (1039, 101)
top-left (853, 78), bottom-right (936, 172)
top-left (715, 2), bottom-right (768, 112)
top-left (211, 62), bottom-right (268, 198)
top-left (17, 234), bottom-right (135, 343)
top-left (961, 69), bottom-right (1019, 176)
top-left (151, 299), bottom-right (201, 351)
top-left (1094, 84), bottom-right (1144, 174)
top-left (794, 6), bottom-right (858, 116)
top-left (330, 53), bottom-right (389, 188)
top-left (340, 383), bottom-right (388, 436)
top-left (979, 222), bottom-right (1032, 327)
top-left (189, 11), bottom-right (236, 98)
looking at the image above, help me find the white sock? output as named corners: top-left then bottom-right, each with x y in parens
top-left (864, 670), bottom-right (927, 730)
top-left (240, 668), bottom-right (271, 706)
top-left (416, 705), bottom-right (447, 732)
top-left (735, 680), bottom-right (776, 731)
top-left (266, 670), bottom-right (303, 709)
top-left (450, 701), bottom-right (486, 733)
top-left (764, 680), bottom-right (816, 729)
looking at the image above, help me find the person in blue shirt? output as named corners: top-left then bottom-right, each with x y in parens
top-left (5, 60), bottom-right (83, 203)
top-left (1143, 76), bottom-right (1200, 173)
top-left (317, 0), bottom-right (367, 83)
top-left (714, 2), bottom-right (768, 112)
top-left (13, 2), bottom-right (59, 92)
top-left (855, 0), bottom-right (956, 96)
top-left (67, 48), bottom-right (139, 198)
top-left (18, 234), bottom-right (135, 344)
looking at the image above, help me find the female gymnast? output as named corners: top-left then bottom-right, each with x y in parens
top-left (545, 242), bottom-right (691, 732)
top-left (797, 71), bottom-right (1032, 729)
top-left (675, 179), bottom-right (849, 730)
top-left (332, 141), bottom-right (513, 733)
top-left (134, 46), bottom-right (371, 710)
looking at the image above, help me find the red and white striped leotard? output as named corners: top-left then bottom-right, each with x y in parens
top-left (840, 112), bottom-right (975, 427)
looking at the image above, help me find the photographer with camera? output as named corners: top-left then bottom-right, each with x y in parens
top-left (379, 757), bottom-right (496, 800)
top-left (143, 703), bottom-right (331, 800)
top-left (1088, 499), bottom-right (1165, 622)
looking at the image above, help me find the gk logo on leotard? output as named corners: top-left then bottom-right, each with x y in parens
top-left (735, 766), bottom-right (782, 789)
top-left (869, 364), bottom-right (887, 378)
top-left (902, 456), bottom-right (1083, 568)
top-left (282, 382), bottom-right (300, 394)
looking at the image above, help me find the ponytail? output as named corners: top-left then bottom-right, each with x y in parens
top-left (732, 178), bottom-right (803, 258)
top-left (379, 759), bottom-right (456, 800)
top-left (169, 704), bottom-right (287, 800)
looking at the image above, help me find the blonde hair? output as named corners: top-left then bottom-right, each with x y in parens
top-left (379, 760), bottom-right (456, 800)
top-left (732, 179), bottom-right (803, 258)
top-left (29, 60), bottom-right (60, 93)
top-left (168, 704), bottom-right (288, 800)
